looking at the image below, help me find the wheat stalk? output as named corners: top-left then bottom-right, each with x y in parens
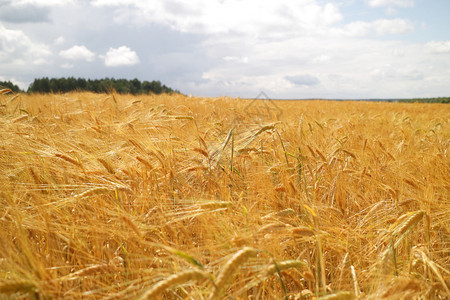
top-left (350, 265), bottom-right (360, 298)
top-left (412, 247), bottom-right (450, 295)
top-left (198, 201), bottom-right (232, 210)
top-left (67, 264), bottom-right (117, 279)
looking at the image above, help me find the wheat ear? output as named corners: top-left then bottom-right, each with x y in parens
top-left (291, 226), bottom-right (316, 237)
top-left (121, 215), bottom-right (143, 238)
top-left (55, 153), bottom-right (83, 168)
top-left (394, 210), bottom-right (425, 237)
top-left (73, 187), bottom-right (111, 198)
top-left (209, 247), bottom-right (257, 299)
top-left (138, 269), bottom-right (207, 300)
top-left (392, 210), bottom-right (425, 248)
top-left (67, 264), bottom-right (117, 279)
top-left (0, 88), bottom-right (13, 95)
top-left (0, 280), bottom-right (37, 295)
top-left (265, 260), bottom-right (305, 276)
top-left (97, 158), bottom-right (115, 174)
top-left (317, 291), bottom-right (355, 300)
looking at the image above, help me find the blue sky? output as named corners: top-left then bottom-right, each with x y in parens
top-left (1, 0), bottom-right (450, 99)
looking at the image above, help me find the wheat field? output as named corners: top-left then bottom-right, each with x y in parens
top-left (0, 92), bottom-right (449, 299)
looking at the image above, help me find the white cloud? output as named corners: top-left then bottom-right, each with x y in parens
top-left (337, 18), bottom-right (413, 36)
top-left (61, 63), bottom-right (74, 69)
top-left (11, 0), bottom-right (74, 6)
top-left (59, 45), bottom-right (95, 61)
top-left (0, 22), bottom-right (51, 65)
top-left (312, 54), bottom-right (331, 63)
top-left (367, 0), bottom-right (414, 15)
top-left (89, 0), bottom-right (413, 58)
top-left (392, 48), bottom-right (405, 57)
top-left (54, 36), bottom-right (65, 45)
top-left (2, 0), bottom-right (449, 99)
top-left (424, 41), bottom-right (450, 54)
top-left (223, 56), bottom-right (249, 63)
top-left (103, 46), bottom-right (140, 67)
top-left (338, 21), bottom-right (372, 36)
top-left (192, 31), bottom-right (450, 98)
top-left (367, 0), bottom-right (414, 8)
top-left (91, 0), bottom-right (342, 36)
top-left (373, 19), bottom-right (413, 35)
top-left (370, 65), bottom-right (423, 81)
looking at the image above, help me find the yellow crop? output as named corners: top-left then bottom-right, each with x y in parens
top-left (0, 92), bottom-right (448, 299)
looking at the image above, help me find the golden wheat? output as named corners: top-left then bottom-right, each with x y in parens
top-left (138, 269), bottom-right (208, 300)
top-left (55, 153), bottom-right (83, 168)
top-left (0, 92), bottom-right (448, 299)
top-left (209, 247), bottom-right (258, 299)
top-left (264, 259), bottom-right (305, 276)
top-left (317, 291), bottom-right (355, 300)
top-left (393, 210), bottom-right (425, 237)
top-left (0, 280), bottom-right (37, 295)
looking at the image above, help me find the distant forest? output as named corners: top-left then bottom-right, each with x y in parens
top-left (1, 79), bottom-right (449, 103)
top-left (0, 80), bottom-right (21, 93)
top-left (396, 97), bottom-right (449, 104)
top-left (0, 78), bottom-right (179, 95)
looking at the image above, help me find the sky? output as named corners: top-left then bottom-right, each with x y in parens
top-left (1, 0), bottom-right (450, 99)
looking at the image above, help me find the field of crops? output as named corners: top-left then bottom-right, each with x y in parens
top-left (0, 92), bottom-right (449, 299)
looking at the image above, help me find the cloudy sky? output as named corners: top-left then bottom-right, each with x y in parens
top-left (1, 0), bottom-right (450, 98)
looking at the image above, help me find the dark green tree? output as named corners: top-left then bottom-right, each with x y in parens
top-left (27, 77), bottom-right (179, 95)
top-left (0, 80), bottom-right (22, 92)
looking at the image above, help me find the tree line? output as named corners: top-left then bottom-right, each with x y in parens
top-left (397, 97), bottom-right (450, 104)
top-left (0, 80), bottom-right (21, 93)
top-left (0, 77), bottom-right (179, 95)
